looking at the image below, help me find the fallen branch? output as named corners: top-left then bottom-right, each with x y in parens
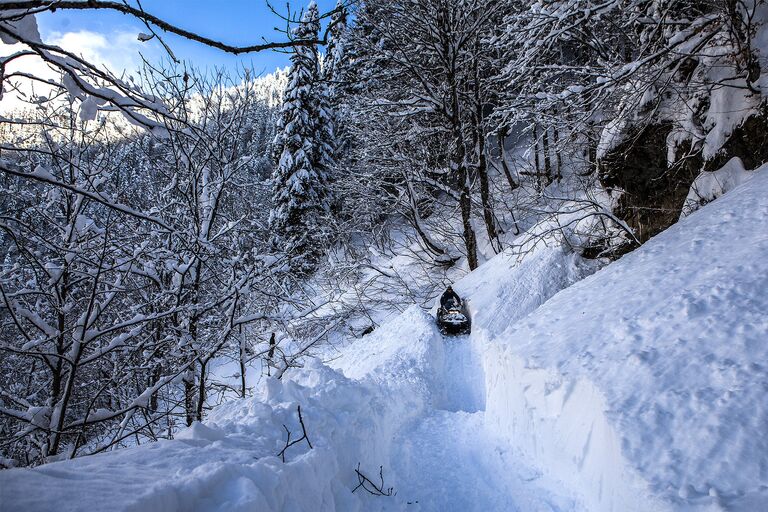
top-left (277, 405), bottom-right (312, 462)
top-left (352, 463), bottom-right (396, 496)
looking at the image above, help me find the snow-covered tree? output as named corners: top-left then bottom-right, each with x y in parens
top-left (491, 0), bottom-right (768, 243)
top-left (270, 2), bottom-right (332, 273)
top-left (0, 66), bottom-right (294, 465)
top-left (333, 0), bottom-right (509, 269)
top-left (321, 0), bottom-right (350, 161)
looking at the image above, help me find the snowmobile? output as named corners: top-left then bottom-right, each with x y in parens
top-left (437, 300), bottom-right (471, 336)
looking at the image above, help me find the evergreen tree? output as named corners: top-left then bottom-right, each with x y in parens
top-left (320, 0), bottom-right (349, 165)
top-left (269, 2), bottom-right (330, 273)
top-left (324, 0), bottom-right (348, 98)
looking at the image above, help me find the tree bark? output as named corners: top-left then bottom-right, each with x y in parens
top-left (551, 113), bottom-right (562, 181)
top-left (458, 161), bottom-right (478, 270)
top-left (239, 325), bottom-right (247, 398)
top-left (532, 123), bottom-right (541, 187)
top-left (497, 125), bottom-right (518, 193)
top-left (542, 125), bottom-right (552, 187)
top-left (195, 360), bottom-right (206, 422)
top-left (183, 369), bottom-right (196, 427)
top-left (473, 66), bottom-right (500, 253)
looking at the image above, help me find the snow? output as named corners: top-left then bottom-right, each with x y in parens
top-left (596, 117), bottom-right (627, 160)
top-left (2, 166), bottom-right (767, 510)
top-left (680, 157), bottom-right (763, 218)
top-left (484, 166), bottom-right (768, 510)
top-left (78, 96), bottom-right (101, 122)
top-left (1, 359), bottom-right (392, 512)
top-left (0, 10), bottom-right (41, 45)
top-left (701, 76), bottom-right (761, 162)
top-left (30, 164), bottom-right (55, 181)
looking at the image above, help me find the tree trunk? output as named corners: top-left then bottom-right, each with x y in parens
top-left (195, 360), bottom-right (206, 422)
top-left (497, 125), bottom-right (518, 193)
top-left (49, 349), bottom-right (81, 456)
top-left (532, 123), bottom-right (541, 189)
top-left (149, 362), bottom-right (162, 413)
top-left (239, 325), bottom-right (247, 398)
top-left (551, 116), bottom-right (562, 181)
top-left (267, 332), bottom-right (276, 377)
top-left (542, 125), bottom-right (552, 187)
top-left (475, 132), bottom-right (500, 253)
top-left (444, 23), bottom-right (478, 271)
top-left (148, 310), bottom-right (163, 413)
top-left (183, 368), bottom-right (196, 427)
top-left (473, 69), bottom-right (500, 253)
top-left (405, 175), bottom-right (449, 258)
top-left (458, 158), bottom-right (478, 270)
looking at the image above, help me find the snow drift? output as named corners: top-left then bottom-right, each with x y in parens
top-left (0, 308), bottom-right (446, 512)
top-left (481, 168), bottom-right (768, 510)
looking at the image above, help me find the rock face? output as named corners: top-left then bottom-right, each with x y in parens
top-left (705, 105), bottom-right (768, 172)
top-left (598, 104), bottom-right (767, 250)
top-left (598, 122), bottom-right (700, 245)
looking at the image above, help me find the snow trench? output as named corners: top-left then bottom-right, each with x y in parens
top-left (443, 244), bottom-right (662, 510)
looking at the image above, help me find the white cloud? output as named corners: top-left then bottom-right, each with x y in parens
top-left (1, 26), bottom-right (158, 114)
top-left (47, 29), bottom-right (153, 76)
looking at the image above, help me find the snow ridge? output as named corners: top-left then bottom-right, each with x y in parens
top-left (484, 168), bottom-right (768, 510)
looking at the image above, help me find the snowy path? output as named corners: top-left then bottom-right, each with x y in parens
top-left (388, 335), bottom-right (581, 512)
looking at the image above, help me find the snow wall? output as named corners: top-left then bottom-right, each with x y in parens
top-left (474, 169), bottom-right (768, 511)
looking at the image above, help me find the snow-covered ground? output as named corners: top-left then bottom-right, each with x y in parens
top-left (2, 169), bottom-right (767, 511)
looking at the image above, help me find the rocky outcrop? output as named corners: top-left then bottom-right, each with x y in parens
top-left (598, 122), bottom-right (700, 246)
top-left (705, 105), bottom-right (768, 172)
top-left (597, 102), bottom-right (767, 252)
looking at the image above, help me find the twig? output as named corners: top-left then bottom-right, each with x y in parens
top-left (277, 405), bottom-right (312, 462)
top-left (352, 463), bottom-right (396, 496)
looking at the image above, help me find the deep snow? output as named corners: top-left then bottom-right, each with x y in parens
top-left (1, 168), bottom-right (767, 511)
top-left (481, 168), bottom-right (768, 511)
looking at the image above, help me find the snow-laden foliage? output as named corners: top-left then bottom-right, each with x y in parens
top-left (2, 1), bottom-right (768, 493)
top-left (494, 0), bottom-right (767, 171)
top-left (269, 2), bottom-right (335, 274)
top-left (0, 67), bottom-right (303, 466)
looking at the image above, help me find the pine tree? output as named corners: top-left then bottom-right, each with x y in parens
top-left (269, 2), bottom-right (330, 273)
top-left (320, 0), bottom-right (349, 164)
top-left (324, 0), bottom-right (348, 97)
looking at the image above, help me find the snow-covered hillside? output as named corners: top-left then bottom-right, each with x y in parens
top-left (1, 169), bottom-right (766, 511)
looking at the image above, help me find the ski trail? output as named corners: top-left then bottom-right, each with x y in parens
top-left (391, 409), bottom-right (579, 512)
top-left (390, 329), bottom-right (583, 512)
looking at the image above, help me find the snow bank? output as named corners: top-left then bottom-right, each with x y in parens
top-left (453, 244), bottom-right (598, 340)
top-left (0, 361), bottom-right (405, 512)
top-left (483, 168), bottom-right (768, 510)
top-left (0, 308), bottom-right (445, 512)
top-left (680, 157), bottom-right (764, 218)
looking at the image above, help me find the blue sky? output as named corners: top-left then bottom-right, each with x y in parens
top-left (36, 0), bottom-right (338, 76)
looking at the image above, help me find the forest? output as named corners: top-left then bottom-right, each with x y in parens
top-left (0, 0), bottom-right (766, 485)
